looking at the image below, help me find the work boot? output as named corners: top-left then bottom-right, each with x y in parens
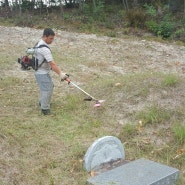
top-left (41, 109), bottom-right (51, 115)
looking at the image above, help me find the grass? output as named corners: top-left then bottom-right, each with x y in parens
top-left (173, 125), bottom-right (185, 144)
top-left (136, 104), bottom-right (171, 125)
top-left (1, 27), bottom-right (185, 184)
top-left (1, 68), bottom-right (185, 184)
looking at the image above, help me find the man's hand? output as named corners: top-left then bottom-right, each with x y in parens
top-left (60, 72), bottom-right (69, 81)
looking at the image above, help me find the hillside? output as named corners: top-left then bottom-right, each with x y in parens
top-left (0, 26), bottom-right (185, 185)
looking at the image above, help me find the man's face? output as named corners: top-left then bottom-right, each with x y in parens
top-left (43, 35), bottom-right (54, 44)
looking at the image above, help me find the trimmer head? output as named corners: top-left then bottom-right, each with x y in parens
top-left (94, 100), bottom-right (105, 107)
top-left (84, 97), bottom-right (105, 107)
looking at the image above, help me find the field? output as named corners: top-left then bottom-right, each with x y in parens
top-left (0, 26), bottom-right (185, 185)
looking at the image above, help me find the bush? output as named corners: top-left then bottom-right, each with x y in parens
top-left (144, 3), bottom-right (157, 17)
top-left (126, 8), bottom-right (147, 28)
top-left (158, 21), bottom-right (174, 38)
top-left (174, 28), bottom-right (185, 42)
top-left (146, 20), bottom-right (174, 38)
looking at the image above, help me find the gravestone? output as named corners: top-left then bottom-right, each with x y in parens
top-left (87, 158), bottom-right (179, 185)
top-left (83, 136), bottom-right (125, 172)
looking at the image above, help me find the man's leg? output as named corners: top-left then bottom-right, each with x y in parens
top-left (35, 73), bottom-right (54, 114)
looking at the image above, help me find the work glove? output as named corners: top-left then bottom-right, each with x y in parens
top-left (60, 72), bottom-right (69, 81)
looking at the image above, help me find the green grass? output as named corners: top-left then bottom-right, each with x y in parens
top-left (162, 73), bottom-right (179, 87)
top-left (136, 104), bottom-right (171, 125)
top-left (173, 124), bottom-right (185, 144)
top-left (1, 70), bottom-right (185, 184)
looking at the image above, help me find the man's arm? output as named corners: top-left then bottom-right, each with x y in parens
top-left (49, 61), bottom-right (68, 81)
top-left (49, 61), bottom-right (60, 75)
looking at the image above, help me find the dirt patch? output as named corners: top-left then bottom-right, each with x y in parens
top-left (1, 26), bottom-right (185, 77)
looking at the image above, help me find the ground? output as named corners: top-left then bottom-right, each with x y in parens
top-left (0, 26), bottom-right (185, 185)
top-left (2, 26), bottom-right (185, 122)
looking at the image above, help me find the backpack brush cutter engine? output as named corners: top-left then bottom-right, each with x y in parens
top-left (18, 56), bottom-right (38, 70)
top-left (65, 78), bottom-right (105, 107)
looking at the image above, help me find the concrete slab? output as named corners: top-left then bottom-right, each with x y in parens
top-left (87, 158), bottom-right (179, 185)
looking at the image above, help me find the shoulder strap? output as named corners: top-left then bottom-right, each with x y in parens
top-left (33, 43), bottom-right (51, 70)
top-left (37, 44), bottom-right (51, 50)
top-left (33, 44), bottom-right (51, 51)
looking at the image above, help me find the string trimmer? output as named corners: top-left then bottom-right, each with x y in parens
top-left (65, 78), bottom-right (105, 107)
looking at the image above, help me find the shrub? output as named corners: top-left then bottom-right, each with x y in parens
top-left (174, 28), bottom-right (185, 42)
top-left (126, 8), bottom-right (147, 28)
top-left (144, 3), bottom-right (157, 17)
top-left (158, 21), bottom-right (174, 38)
top-left (146, 20), bottom-right (174, 38)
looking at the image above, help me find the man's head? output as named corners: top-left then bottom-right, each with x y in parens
top-left (42, 28), bottom-right (55, 44)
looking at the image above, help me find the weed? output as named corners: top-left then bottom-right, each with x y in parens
top-left (136, 104), bottom-right (171, 125)
top-left (173, 125), bottom-right (185, 144)
top-left (118, 123), bottom-right (138, 142)
top-left (161, 73), bottom-right (178, 87)
top-left (106, 31), bottom-right (117, 37)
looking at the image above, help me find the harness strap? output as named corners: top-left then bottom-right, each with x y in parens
top-left (34, 44), bottom-right (51, 69)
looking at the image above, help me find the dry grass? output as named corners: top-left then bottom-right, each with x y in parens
top-left (0, 26), bottom-right (185, 185)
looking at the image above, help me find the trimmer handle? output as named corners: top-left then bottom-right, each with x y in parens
top-left (65, 78), bottom-right (71, 84)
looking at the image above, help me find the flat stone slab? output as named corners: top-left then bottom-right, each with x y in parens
top-left (84, 136), bottom-right (125, 172)
top-left (87, 158), bottom-right (179, 185)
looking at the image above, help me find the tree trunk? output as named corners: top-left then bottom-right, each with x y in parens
top-left (78, 0), bottom-right (84, 12)
top-left (132, 0), bottom-right (138, 8)
top-left (122, 0), bottom-right (128, 11)
top-left (184, 0), bottom-right (185, 16)
top-left (92, 0), bottom-right (96, 10)
top-left (4, 0), bottom-right (9, 7)
top-left (59, 0), bottom-right (64, 17)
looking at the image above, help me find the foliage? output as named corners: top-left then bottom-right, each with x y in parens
top-left (144, 3), bottom-right (157, 17)
top-left (146, 19), bottom-right (175, 38)
top-left (126, 8), bottom-right (147, 28)
top-left (83, 0), bottom-right (105, 20)
top-left (93, 0), bottom-right (104, 15)
top-left (144, 4), bottom-right (175, 38)
top-left (173, 28), bottom-right (185, 42)
top-left (21, 0), bottom-right (35, 12)
top-left (0, 1), bottom-right (185, 41)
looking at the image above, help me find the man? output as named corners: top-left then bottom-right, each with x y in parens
top-left (34, 28), bottom-right (68, 115)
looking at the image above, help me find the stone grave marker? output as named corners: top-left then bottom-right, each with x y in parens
top-left (83, 136), bottom-right (125, 172)
top-left (84, 136), bottom-right (179, 185)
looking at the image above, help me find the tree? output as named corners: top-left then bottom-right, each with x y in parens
top-left (169, 0), bottom-right (184, 12)
top-left (4, 0), bottom-right (9, 7)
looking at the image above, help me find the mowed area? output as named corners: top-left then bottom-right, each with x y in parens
top-left (0, 26), bottom-right (185, 184)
